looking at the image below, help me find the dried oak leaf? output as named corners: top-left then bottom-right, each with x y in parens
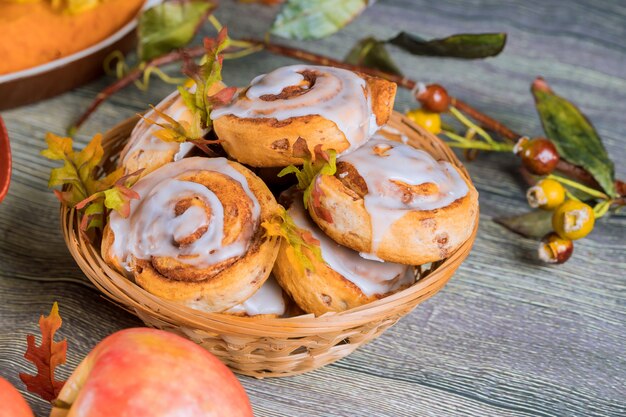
top-left (19, 302), bottom-right (67, 403)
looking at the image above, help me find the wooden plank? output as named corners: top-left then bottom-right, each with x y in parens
top-left (0, 0), bottom-right (624, 416)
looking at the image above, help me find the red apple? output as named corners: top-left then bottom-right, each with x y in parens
top-left (0, 377), bottom-right (33, 417)
top-left (50, 328), bottom-right (253, 417)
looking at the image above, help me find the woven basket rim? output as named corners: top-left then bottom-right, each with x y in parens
top-left (61, 111), bottom-right (478, 336)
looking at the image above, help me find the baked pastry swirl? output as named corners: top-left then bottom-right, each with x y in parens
top-left (102, 157), bottom-right (281, 312)
top-left (273, 195), bottom-right (415, 316)
top-left (119, 82), bottom-right (224, 176)
top-left (210, 65), bottom-right (396, 167)
top-left (308, 133), bottom-right (479, 265)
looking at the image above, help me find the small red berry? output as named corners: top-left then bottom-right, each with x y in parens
top-left (517, 137), bottom-right (559, 175)
top-left (538, 232), bottom-right (573, 264)
top-left (416, 84), bottom-right (450, 113)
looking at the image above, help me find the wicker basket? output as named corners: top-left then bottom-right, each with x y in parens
top-left (60, 112), bottom-right (478, 378)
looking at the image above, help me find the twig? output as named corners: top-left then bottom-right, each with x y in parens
top-left (71, 34), bottom-right (624, 198)
top-left (451, 98), bottom-right (520, 142)
top-left (243, 38), bottom-right (523, 141)
top-left (243, 38), bottom-right (625, 197)
top-left (242, 38), bottom-right (416, 88)
top-left (69, 46), bottom-right (206, 135)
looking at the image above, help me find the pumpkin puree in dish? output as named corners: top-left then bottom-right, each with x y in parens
top-left (0, 0), bottom-right (145, 75)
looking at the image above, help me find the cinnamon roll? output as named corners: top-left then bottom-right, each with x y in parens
top-left (101, 157), bottom-right (281, 312)
top-left (210, 65), bottom-right (396, 167)
top-left (307, 133), bottom-right (479, 265)
top-left (119, 82), bottom-right (224, 176)
top-left (273, 194), bottom-right (415, 316)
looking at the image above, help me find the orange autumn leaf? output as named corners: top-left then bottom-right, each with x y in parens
top-left (19, 302), bottom-right (67, 403)
top-left (261, 208), bottom-right (322, 272)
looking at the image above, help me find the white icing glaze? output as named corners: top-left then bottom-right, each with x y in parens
top-left (210, 65), bottom-right (379, 152)
top-left (226, 275), bottom-right (286, 316)
top-left (359, 252), bottom-right (385, 262)
top-left (380, 124), bottom-right (410, 144)
top-left (288, 199), bottom-right (414, 297)
top-left (337, 135), bottom-right (469, 252)
top-left (120, 88), bottom-right (200, 168)
top-left (109, 157), bottom-right (260, 271)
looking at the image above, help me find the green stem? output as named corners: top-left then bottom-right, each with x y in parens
top-left (208, 14), bottom-right (255, 50)
top-left (222, 45), bottom-right (264, 60)
top-left (441, 130), bottom-right (467, 143)
top-left (563, 189), bottom-right (580, 202)
top-left (135, 65), bottom-right (186, 90)
top-left (208, 14), bottom-right (222, 30)
top-left (548, 174), bottom-right (609, 200)
top-left (442, 130), bottom-right (514, 151)
top-left (449, 106), bottom-right (496, 144)
top-left (593, 200), bottom-right (611, 218)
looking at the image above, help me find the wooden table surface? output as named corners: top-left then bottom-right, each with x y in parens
top-left (1, 1), bottom-right (624, 416)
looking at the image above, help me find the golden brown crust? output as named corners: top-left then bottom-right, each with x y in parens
top-left (101, 160), bottom-right (281, 312)
top-left (119, 82), bottom-right (226, 177)
top-left (307, 143), bottom-right (479, 265)
top-left (273, 240), bottom-right (374, 316)
top-left (272, 194), bottom-right (415, 316)
top-left (213, 73), bottom-right (397, 167)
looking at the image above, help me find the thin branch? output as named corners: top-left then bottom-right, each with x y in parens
top-left (242, 38), bottom-right (416, 88)
top-left (71, 35), bottom-right (624, 198)
top-left (451, 98), bottom-right (520, 142)
top-left (70, 46), bottom-right (206, 134)
top-left (243, 37), bottom-right (624, 197)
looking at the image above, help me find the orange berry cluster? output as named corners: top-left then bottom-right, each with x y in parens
top-left (519, 140), bottom-right (595, 264)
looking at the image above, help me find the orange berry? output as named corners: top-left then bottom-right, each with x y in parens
top-left (552, 200), bottom-right (595, 240)
top-left (526, 179), bottom-right (565, 210)
top-left (406, 108), bottom-right (441, 134)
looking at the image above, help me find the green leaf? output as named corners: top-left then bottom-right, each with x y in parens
top-left (138, 1), bottom-right (213, 61)
top-left (345, 37), bottom-right (402, 76)
top-left (103, 188), bottom-right (126, 211)
top-left (143, 28), bottom-right (231, 149)
top-left (84, 200), bottom-right (105, 231)
top-left (270, 0), bottom-right (371, 40)
top-left (180, 28), bottom-right (230, 128)
top-left (388, 32), bottom-right (507, 59)
top-left (141, 106), bottom-right (203, 143)
top-left (278, 146), bottom-right (336, 209)
top-left (532, 78), bottom-right (616, 197)
top-left (48, 160), bottom-right (80, 189)
top-left (494, 210), bottom-right (553, 239)
top-left (262, 207), bottom-right (322, 272)
top-left (42, 132), bottom-right (142, 230)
